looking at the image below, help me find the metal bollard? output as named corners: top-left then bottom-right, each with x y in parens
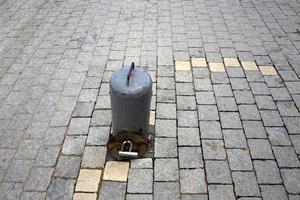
top-left (107, 62), bottom-right (152, 159)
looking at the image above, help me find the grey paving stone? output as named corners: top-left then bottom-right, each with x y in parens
top-left (177, 96), bottom-right (196, 110)
top-left (43, 127), bottom-right (66, 145)
top-left (0, 149), bottom-right (14, 176)
top-left (289, 195), bottom-right (300, 200)
top-left (86, 126), bottom-right (110, 145)
top-left (286, 82), bottom-right (300, 94)
top-left (35, 146), bottom-right (61, 167)
top-left (66, 118), bottom-right (90, 135)
top-left (179, 147), bottom-right (203, 168)
top-left (290, 135), bottom-right (300, 154)
top-left (178, 111), bottom-right (198, 127)
top-left (61, 136), bottom-right (86, 155)
top-left (243, 121), bottom-right (267, 138)
top-left (199, 121), bottom-right (222, 140)
top-left (282, 117), bottom-right (300, 134)
top-left (196, 92), bottom-right (216, 105)
top-left (180, 169), bottom-right (207, 194)
top-left (15, 139), bottom-right (42, 159)
top-left (260, 110), bottom-right (283, 126)
top-left (277, 101), bottom-right (300, 116)
top-left (234, 90), bottom-right (255, 104)
top-left (78, 88), bottom-right (98, 102)
top-left (176, 83), bottom-right (194, 95)
top-left (260, 185), bottom-right (288, 200)
top-left (232, 171), bottom-right (260, 197)
top-left (194, 79), bottom-right (212, 91)
top-left (99, 181), bottom-right (126, 200)
top-left (91, 110), bottom-right (111, 126)
top-left (178, 128), bottom-right (201, 146)
top-left (46, 178), bottom-right (75, 200)
top-left (198, 105), bottom-right (219, 120)
top-left (226, 68), bottom-right (245, 78)
top-left (24, 167), bottom-right (53, 191)
top-left (273, 147), bottom-right (300, 167)
top-left (157, 77), bottom-right (175, 90)
top-left (81, 146), bottom-right (106, 168)
top-left (213, 84), bottom-right (233, 97)
top-left (239, 105), bottom-right (261, 120)
top-left (95, 95), bottom-right (111, 109)
top-left (154, 182), bottom-right (180, 200)
top-left (208, 185), bottom-right (235, 200)
top-left (50, 110), bottom-right (72, 127)
top-left (269, 87), bottom-right (292, 101)
top-left (227, 149), bottom-right (253, 171)
top-left (20, 192), bottom-right (46, 200)
top-left (230, 78), bottom-right (250, 90)
top-left (126, 194), bottom-right (153, 200)
top-left (216, 97), bottom-right (238, 111)
top-left (157, 89), bottom-right (175, 103)
top-left (206, 160), bottom-right (232, 184)
top-left (211, 72), bottom-right (230, 84)
top-left (181, 194), bottom-right (208, 200)
top-left (127, 169), bottom-right (153, 193)
top-left (155, 119), bottom-right (176, 137)
top-left (131, 158), bottom-right (153, 169)
top-left (154, 158), bottom-right (178, 181)
top-left (266, 127), bottom-right (291, 146)
top-left (223, 129), bottom-right (247, 148)
top-left (155, 137), bottom-right (177, 158)
top-left (54, 156), bottom-right (81, 178)
top-left (250, 82), bottom-right (270, 95)
top-left (5, 160), bottom-right (34, 182)
top-left (255, 95), bottom-right (277, 110)
top-left (220, 112), bottom-right (242, 128)
top-left (253, 160), bottom-right (282, 184)
top-left (0, 182), bottom-right (23, 200)
top-left (156, 103), bottom-right (176, 119)
top-left (193, 68), bottom-right (209, 79)
top-left (202, 140), bottom-right (226, 160)
top-left (248, 139), bottom-right (274, 159)
top-left (176, 71), bottom-right (193, 83)
top-left (281, 169), bottom-right (300, 193)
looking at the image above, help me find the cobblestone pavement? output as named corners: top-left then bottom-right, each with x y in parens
top-left (1, 0), bottom-right (300, 199)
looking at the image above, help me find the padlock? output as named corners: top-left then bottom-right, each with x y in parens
top-left (118, 140), bottom-right (138, 158)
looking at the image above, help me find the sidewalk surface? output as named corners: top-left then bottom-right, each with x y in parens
top-left (0, 0), bottom-right (300, 199)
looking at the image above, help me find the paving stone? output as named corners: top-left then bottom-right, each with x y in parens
top-left (62, 136), bottom-right (86, 155)
top-left (177, 96), bottom-right (196, 110)
top-left (226, 67), bottom-right (245, 78)
top-left (266, 127), bottom-right (291, 146)
top-left (264, 75), bottom-right (284, 87)
top-left (198, 105), bottom-right (219, 120)
top-left (156, 103), bottom-right (176, 119)
top-left (155, 119), bottom-right (176, 137)
top-left (239, 105), bottom-right (261, 120)
top-left (206, 160), bottom-right (232, 184)
top-left (234, 90), bottom-right (255, 104)
top-left (191, 57), bottom-right (207, 67)
top-left (260, 185), bottom-right (288, 200)
top-left (131, 158), bottom-right (153, 169)
top-left (43, 127), bottom-right (66, 145)
top-left (175, 71), bottom-right (193, 82)
top-left (86, 126), bottom-right (110, 145)
top-left (81, 146), bottom-right (106, 168)
top-left (179, 147), bottom-right (203, 168)
top-left (78, 89), bottom-right (98, 102)
top-left (227, 149), bottom-right (253, 171)
top-left (99, 181), bottom-right (126, 200)
top-left (103, 161), bottom-right (129, 182)
top-left (213, 84), bottom-right (233, 97)
top-left (248, 139), bottom-right (274, 159)
top-left (67, 118), bottom-right (90, 135)
top-left (203, 140), bottom-right (226, 160)
top-left (181, 194), bottom-right (208, 200)
top-left (208, 185), bottom-right (235, 200)
top-left (255, 95), bottom-right (277, 110)
top-left (283, 117), bottom-right (300, 134)
top-left (260, 110), bottom-right (283, 127)
top-left (220, 112), bottom-right (242, 128)
top-left (75, 169), bottom-right (101, 192)
top-left (178, 127), bottom-right (201, 146)
top-left (230, 78), bottom-right (250, 90)
top-left (269, 87), bottom-right (292, 101)
top-left (178, 111), bottom-right (198, 127)
top-left (193, 68), bottom-right (210, 79)
top-left (24, 167), bottom-right (53, 191)
top-left (259, 65), bottom-right (277, 75)
top-left (126, 194), bottom-right (153, 200)
top-left (91, 110), bottom-right (111, 126)
top-left (286, 82), bottom-right (300, 94)
top-left (223, 129), bottom-right (247, 148)
top-left (15, 139), bottom-right (42, 159)
top-left (0, 183), bottom-right (23, 200)
top-left (250, 82), bottom-right (270, 95)
top-left (176, 83), bottom-right (195, 95)
top-left (157, 89), bottom-right (175, 103)
top-left (175, 60), bottom-right (191, 71)
top-left (289, 195), bottom-right (300, 200)
top-left (154, 158), bottom-right (179, 181)
top-left (281, 169), bottom-right (300, 193)
top-left (154, 182), bottom-right (180, 200)
top-left (73, 193), bottom-right (97, 200)
top-left (211, 72), bottom-right (230, 84)
top-left (35, 146), bottom-right (61, 167)
top-left (20, 192), bottom-right (46, 200)
top-left (277, 101), bottom-right (300, 116)
top-left (47, 178), bottom-right (75, 200)
top-left (273, 147), bottom-right (300, 167)
top-left (209, 62), bottom-right (225, 72)
top-left (216, 97), bottom-right (238, 111)
top-left (5, 160), bottom-right (34, 182)
top-left (196, 92), bottom-right (216, 105)
top-left (224, 57), bottom-right (240, 67)
top-left (50, 110), bottom-right (72, 126)
top-left (95, 95), bottom-right (111, 109)
top-left (127, 169), bottom-right (153, 193)
top-left (157, 77), bottom-right (175, 90)
top-left (232, 171), bottom-right (260, 197)
top-left (194, 79), bottom-right (212, 91)
top-left (290, 135), bottom-right (300, 154)
top-left (199, 121), bottom-right (222, 139)
top-left (253, 160), bottom-right (282, 184)
top-left (243, 121), bottom-right (267, 138)
top-left (54, 156), bottom-right (81, 178)
top-left (180, 169), bottom-right (207, 194)
top-left (155, 137), bottom-right (177, 157)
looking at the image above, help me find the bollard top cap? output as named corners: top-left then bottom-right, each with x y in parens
top-left (110, 64), bottom-right (152, 96)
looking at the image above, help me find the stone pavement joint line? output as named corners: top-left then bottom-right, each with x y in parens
top-left (0, 0), bottom-right (300, 199)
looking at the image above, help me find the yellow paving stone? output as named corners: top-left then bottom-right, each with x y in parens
top-left (175, 61), bottom-right (191, 71)
top-left (103, 161), bottom-right (129, 182)
top-left (224, 58), bottom-right (240, 67)
top-left (241, 61), bottom-right (258, 71)
top-left (149, 111), bottom-right (155, 125)
top-left (191, 58), bottom-right (207, 67)
top-left (73, 193), bottom-right (97, 200)
top-left (75, 169), bottom-right (102, 192)
top-left (209, 62), bottom-right (225, 72)
top-left (259, 65), bottom-right (277, 75)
